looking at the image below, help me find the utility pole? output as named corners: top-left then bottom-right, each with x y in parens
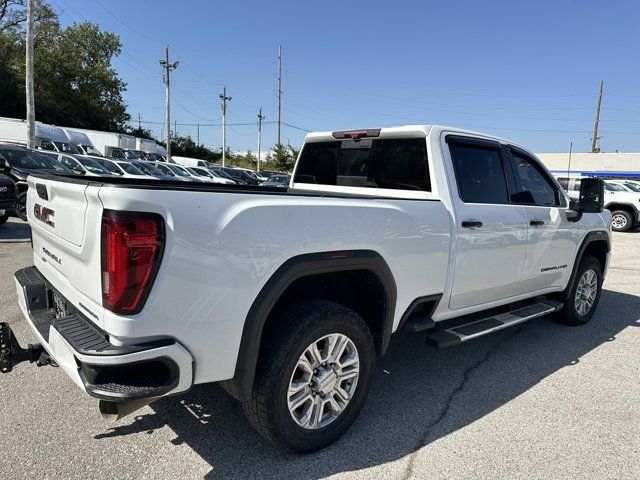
top-left (567, 141), bottom-right (573, 178)
top-left (257, 108), bottom-right (264, 173)
top-left (160, 46), bottom-right (179, 162)
top-left (137, 113), bottom-right (141, 129)
top-left (25, 0), bottom-right (35, 149)
top-left (591, 80), bottom-right (603, 153)
top-left (174, 120), bottom-right (177, 138)
top-left (277, 45), bottom-right (282, 146)
top-left (219, 85), bottom-right (231, 166)
top-left (197, 123), bottom-right (200, 145)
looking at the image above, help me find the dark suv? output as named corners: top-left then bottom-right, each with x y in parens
top-left (0, 173), bottom-right (16, 226)
top-left (0, 143), bottom-right (72, 220)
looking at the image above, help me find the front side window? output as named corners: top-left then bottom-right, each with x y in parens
top-left (449, 142), bottom-right (509, 204)
top-left (39, 140), bottom-right (56, 151)
top-left (294, 138), bottom-right (430, 191)
top-left (111, 149), bottom-right (125, 159)
top-left (508, 150), bottom-right (559, 206)
top-left (60, 156), bottom-right (83, 173)
top-left (102, 160), bottom-right (122, 175)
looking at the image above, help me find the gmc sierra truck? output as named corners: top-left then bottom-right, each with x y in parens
top-left (1, 125), bottom-right (611, 453)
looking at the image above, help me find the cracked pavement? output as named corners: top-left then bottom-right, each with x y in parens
top-left (1, 219), bottom-right (638, 479)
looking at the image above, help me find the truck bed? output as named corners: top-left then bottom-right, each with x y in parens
top-left (25, 172), bottom-right (452, 385)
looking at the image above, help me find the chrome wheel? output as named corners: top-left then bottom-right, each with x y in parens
top-left (611, 213), bottom-right (628, 231)
top-left (287, 333), bottom-right (359, 430)
top-left (574, 269), bottom-right (598, 316)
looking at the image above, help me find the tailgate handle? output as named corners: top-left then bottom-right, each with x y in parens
top-left (36, 184), bottom-right (49, 200)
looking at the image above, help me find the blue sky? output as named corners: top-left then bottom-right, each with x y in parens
top-left (54, 0), bottom-right (640, 153)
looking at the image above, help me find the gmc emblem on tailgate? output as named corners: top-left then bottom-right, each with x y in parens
top-left (34, 203), bottom-right (55, 228)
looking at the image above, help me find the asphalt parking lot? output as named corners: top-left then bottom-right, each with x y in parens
top-left (0, 217), bottom-right (638, 479)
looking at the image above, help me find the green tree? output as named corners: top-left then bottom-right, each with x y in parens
top-left (0, 2), bottom-right (130, 131)
top-left (265, 143), bottom-right (298, 172)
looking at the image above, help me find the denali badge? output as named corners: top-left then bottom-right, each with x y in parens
top-left (34, 203), bottom-right (55, 227)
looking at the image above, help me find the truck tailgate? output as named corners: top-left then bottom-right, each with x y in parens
top-left (27, 175), bottom-right (105, 325)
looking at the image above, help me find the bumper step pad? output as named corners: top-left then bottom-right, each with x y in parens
top-left (426, 300), bottom-right (563, 348)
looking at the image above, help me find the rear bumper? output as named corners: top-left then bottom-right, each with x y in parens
top-left (13, 266), bottom-right (193, 401)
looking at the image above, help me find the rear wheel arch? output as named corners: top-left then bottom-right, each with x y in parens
top-left (221, 250), bottom-right (397, 401)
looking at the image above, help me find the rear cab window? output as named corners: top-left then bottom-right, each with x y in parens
top-left (293, 133), bottom-right (431, 198)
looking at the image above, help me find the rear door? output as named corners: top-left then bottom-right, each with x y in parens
top-left (504, 147), bottom-right (574, 291)
top-left (445, 136), bottom-right (528, 310)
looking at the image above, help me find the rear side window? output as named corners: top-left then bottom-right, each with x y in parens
top-left (449, 143), bottom-right (509, 204)
top-left (294, 138), bottom-right (430, 191)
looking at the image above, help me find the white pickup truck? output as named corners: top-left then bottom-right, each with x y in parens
top-left (2, 125), bottom-right (611, 453)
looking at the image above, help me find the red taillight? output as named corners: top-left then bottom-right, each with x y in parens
top-left (332, 129), bottom-right (381, 140)
top-left (101, 210), bottom-right (164, 314)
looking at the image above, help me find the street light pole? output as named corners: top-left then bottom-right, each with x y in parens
top-left (219, 86), bottom-right (231, 166)
top-left (160, 46), bottom-right (179, 162)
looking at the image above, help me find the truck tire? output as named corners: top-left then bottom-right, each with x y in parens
top-left (242, 299), bottom-right (375, 453)
top-left (16, 191), bottom-right (27, 221)
top-left (0, 214), bottom-right (8, 226)
top-left (610, 210), bottom-right (632, 232)
top-left (555, 256), bottom-right (603, 326)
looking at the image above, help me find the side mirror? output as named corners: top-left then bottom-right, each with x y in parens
top-left (577, 177), bottom-right (604, 213)
top-left (567, 178), bottom-right (604, 221)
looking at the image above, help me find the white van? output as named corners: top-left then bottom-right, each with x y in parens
top-left (62, 128), bottom-right (103, 157)
top-left (171, 155), bottom-right (212, 168)
top-left (0, 117), bottom-right (79, 153)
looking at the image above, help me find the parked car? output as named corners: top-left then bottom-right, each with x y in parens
top-left (0, 173), bottom-right (16, 225)
top-left (3, 125), bottom-right (610, 453)
top-left (555, 174), bottom-right (640, 231)
top-left (0, 143), bottom-right (72, 220)
top-left (259, 174), bottom-right (290, 188)
top-left (605, 179), bottom-right (640, 193)
top-left (206, 167), bottom-right (236, 184)
top-left (130, 161), bottom-right (176, 181)
top-left (96, 158), bottom-right (153, 179)
top-left (37, 151), bottom-right (113, 177)
top-left (220, 166), bottom-right (258, 185)
top-left (152, 162), bottom-right (191, 181)
top-left (165, 163), bottom-right (206, 182)
top-left (186, 166), bottom-right (232, 184)
top-left (208, 167), bottom-right (245, 184)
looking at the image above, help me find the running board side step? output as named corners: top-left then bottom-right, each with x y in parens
top-left (426, 300), bottom-right (563, 348)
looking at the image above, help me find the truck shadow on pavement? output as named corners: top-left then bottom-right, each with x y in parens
top-left (0, 218), bottom-right (30, 243)
top-left (95, 288), bottom-right (639, 479)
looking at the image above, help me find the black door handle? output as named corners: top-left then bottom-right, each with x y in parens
top-left (461, 220), bottom-right (483, 228)
top-left (530, 220), bottom-right (545, 226)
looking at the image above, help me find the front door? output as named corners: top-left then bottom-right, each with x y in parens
top-left (445, 136), bottom-right (529, 310)
top-left (505, 147), bottom-right (575, 291)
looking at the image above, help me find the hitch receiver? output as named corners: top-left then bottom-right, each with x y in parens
top-left (0, 322), bottom-right (47, 373)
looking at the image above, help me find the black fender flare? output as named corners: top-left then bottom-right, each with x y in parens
top-left (604, 201), bottom-right (638, 214)
top-left (565, 230), bottom-right (610, 292)
top-left (220, 249), bottom-right (397, 401)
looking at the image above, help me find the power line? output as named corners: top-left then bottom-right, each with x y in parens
top-left (94, 0), bottom-right (166, 45)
